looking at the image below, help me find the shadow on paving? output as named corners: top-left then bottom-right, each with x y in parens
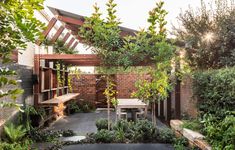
top-left (62, 144), bottom-right (174, 150)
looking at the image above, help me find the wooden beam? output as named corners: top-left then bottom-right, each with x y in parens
top-left (65, 24), bottom-right (78, 31)
top-left (71, 41), bottom-right (78, 49)
top-left (36, 18), bottom-right (57, 45)
top-left (33, 55), bottom-right (40, 105)
top-left (67, 38), bottom-right (75, 48)
top-left (35, 54), bottom-right (152, 66)
top-left (63, 33), bottom-right (70, 43)
top-left (35, 54), bottom-right (99, 60)
top-left (57, 15), bottom-right (84, 26)
top-left (51, 26), bottom-right (65, 43)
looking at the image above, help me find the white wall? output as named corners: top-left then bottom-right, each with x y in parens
top-left (18, 42), bottom-right (35, 67)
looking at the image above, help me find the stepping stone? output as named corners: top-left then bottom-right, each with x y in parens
top-left (60, 136), bottom-right (86, 142)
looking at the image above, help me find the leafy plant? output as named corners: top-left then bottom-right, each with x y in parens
top-left (78, 101), bottom-right (95, 113)
top-left (94, 129), bottom-right (114, 143)
top-left (62, 130), bottom-right (76, 137)
top-left (193, 67), bottom-right (235, 118)
top-left (202, 114), bottom-right (235, 150)
top-left (173, 137), bottom-right (189, 150)
top-left (158, 128), bottom-right (175, 143)
top-left (131, 119), bottom-right (158, 142)
top-left (0, 139), bottom-right (33, 150)
top-left (95, 119), bottom-right (109, 131)
top-left (114, 127), bottom-right (126, 143)
top-left (3, 123), bottom-right (27, 143)
top-left (68, 101), bottom-right (81, 114)
top-left (0, 0), bottom-right (45, 110)
top-left (182, 119), bottom-right (202, 132)
top-left (30, 129), bottom-right (76, 142)
top-left (193, 67), bottom-right (235, 149)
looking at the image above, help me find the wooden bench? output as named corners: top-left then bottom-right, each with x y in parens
top-left (39, 93), bottom-right (80, 117)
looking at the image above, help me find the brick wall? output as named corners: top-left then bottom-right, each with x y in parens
top-left (70, 73), bottom-right (149, 103)
top-left (180, 76), bottom-right (198, 118)
top-left (116, 74), bottom-right (149, 98)
top-left (71, 74), bottom-right (96, 103)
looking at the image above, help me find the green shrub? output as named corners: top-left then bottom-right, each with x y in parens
top-left (193, 68), bottom-right (235, 118)
top-left (131, 119), bottom-right (158, 142)
top-left (182, 119), bottom-right (202, 132)
top-left (3, 123), bottom-right (26, 143)
top-left (30, 129), bottom-right (76, 142)
top-left (173, 137), bottom-right (189, 150)
top-left (62, 130), bottom-right (76, 137)
top-left (94, 129), bottom-right (114, 143)
top-left (193, 67), bottom-right (235, 149)
top-left (95, 119), bottom-right (110, 131)
top-left (158, 128), bottom-right (175, 143)
top-left (203, 114), bottom-right (235, 150)
top-left (0, 139), bottom-right (32, 150)
top-left (114, 127), bottom-right (126, 143)
top-left (68, 101), bottom-right (81, 113)
top-left (113, 119), bottom-right (133, 132)
top-left (78, 101), bottom-right (95, 113)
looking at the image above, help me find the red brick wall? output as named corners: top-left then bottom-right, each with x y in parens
top-left (180, 76), bottom-right (198, 118)
top-left (71, 74), bottom-right (96, 103)
top-left (116, 74), bottom-right (148, 98)
top-left (70, 73), bottom-right (149, 103)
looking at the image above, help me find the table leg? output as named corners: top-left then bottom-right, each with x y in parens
top-left (117, 107), bottom-right (121, 120)
top-left (144, 106), bottom-right (148, 118)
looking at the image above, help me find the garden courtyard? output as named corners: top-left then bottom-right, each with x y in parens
top-left (1, 0), bottom-right (235, 150)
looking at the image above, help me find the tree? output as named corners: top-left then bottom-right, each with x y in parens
top-left (0, 0), bottom-right (45, 109)
top-left (174, 0), bottom-right (235, 70)
top-left (79, 0), bottom-right (174, 126)
top-left (132, 1), bottom-right (174, 125)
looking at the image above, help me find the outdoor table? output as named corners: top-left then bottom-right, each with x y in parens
top-left (116, 98), bottom-right (148, 120)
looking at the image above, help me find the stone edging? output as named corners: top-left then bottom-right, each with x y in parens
top-left (170, 120), bottom-right (212, 150)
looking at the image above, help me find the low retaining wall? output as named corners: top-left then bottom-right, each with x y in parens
top-left (170, 120), bottom-right (212, 150)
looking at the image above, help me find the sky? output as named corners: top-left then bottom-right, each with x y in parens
top-left (44, 0), bottom-right (212, 33)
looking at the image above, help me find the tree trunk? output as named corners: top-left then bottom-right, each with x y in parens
top-left (107, 75), bottom-right (111, 130)
top-left (153, 102), bottom-right (157, 126)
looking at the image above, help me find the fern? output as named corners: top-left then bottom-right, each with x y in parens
top-left (4, 123), bottom-right (26, 143)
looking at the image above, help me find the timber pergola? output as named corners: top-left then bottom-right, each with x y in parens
top-left (47, 6), bottom-right (137, 42)
top-left (33, 7), bottom-right (183, 122)
top-left (35, 54), bottom-right (152, 66)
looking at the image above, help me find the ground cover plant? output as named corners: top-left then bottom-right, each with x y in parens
top-left (47, 119), bottom-right (194, 150)
top-left (93, 119), bottom-right (176, 143)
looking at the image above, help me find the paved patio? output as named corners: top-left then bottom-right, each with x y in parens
top-left (62, 144), bottom-right (174, 150)
top-left (49, 109), bottom-right (168, 135)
